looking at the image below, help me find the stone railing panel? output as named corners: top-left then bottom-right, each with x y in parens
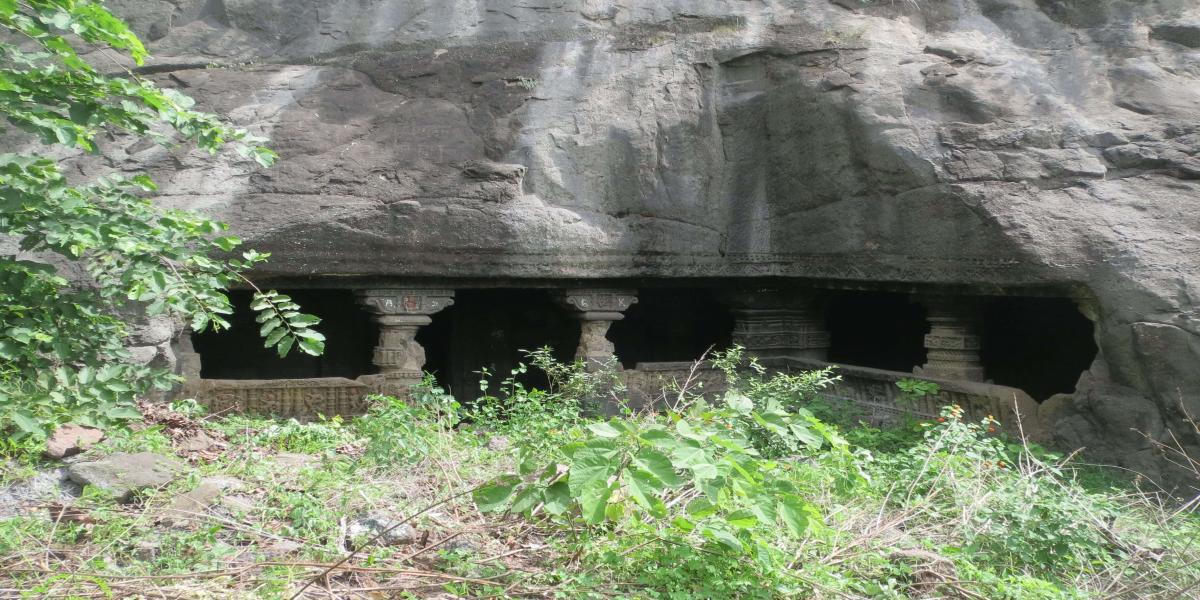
top-left (181, 377), bottom-right (374, 419)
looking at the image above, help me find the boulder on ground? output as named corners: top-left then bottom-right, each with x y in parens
top-left (45, 424), bottom-right (104, 459)
top-left (66, 452), bottom-right (183, 502)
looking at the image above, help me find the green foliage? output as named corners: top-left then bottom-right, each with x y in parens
top-left (0, 0), bottom-right (320, 438)
top-left (896, 377), bottom-right (940, 399)
top-left (473, 358), bottom-right (849, 558)
top-left (355, 380), bottom-right (459, 465)
top-left (467, 348), bottom-right (604, 457)
top-left (874, 405), bottom-right (1119, 573)
top-left (249, 416), bottom-right (358, 454)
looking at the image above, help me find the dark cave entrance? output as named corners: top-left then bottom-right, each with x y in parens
top-left (825, 290), bottom-right (928, 372)
top-left (607, 289), bottom-right (735, 369)
top-left (191, 289), bottom-right (378, 379)
top-left (980, 297), bottom-right (1097, 401)
top-left (417, 289), bottom-right (579, 403)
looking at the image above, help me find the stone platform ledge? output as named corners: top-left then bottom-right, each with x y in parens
top-left (784, 357), bottom-right (1044, 441)
top-left (623, 359), bottom-right (1043, 441)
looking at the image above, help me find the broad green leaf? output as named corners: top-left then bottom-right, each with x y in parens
top-left (567, 444), bottom-right (619, 498)
top-left (473, 475), bottom-right (520, 512)
top-left (724, 391), bottom-right (754, 414)
top-left (701, 526), bottom-right (744, 552)
top-left (689, 462), bottom-right (718, 481)
top-left (670, 443), bottom-right (706, 469)
top-left (726, 509), bottom-right (758, 529)
top-left (625, 469), bottom-right (667, 518)
top-left (105, 406), bottom-right (143, 420)
top-left (779, 495), bottom-right (820, 537)
top-left (542, 481), bottom-right (571, 515)
top-left (509, 485), bottom-right (540, 514)
top-left (632, 448), bottom-right (684, 488)
top-left (298, 337), bottom-right (324, 356)
top-left (586, 421), bottom-right (621, 438)
top-left (276, 336), bottom-right (295, 357)
top-left (671, 517), bottom-right (695, 533)
top-left (789, 422), bottom-right (823, 449)
top-left (686, 497), bottom-right (717, 518)
top-left (11, 411), bottom-right (43, 436)
top-left (578, 480), bottom-right (616, 524)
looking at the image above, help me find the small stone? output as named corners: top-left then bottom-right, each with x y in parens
top-left (45, 425), bottom-right (105, 459)
top-left (263, 539), bottom-right (302, 555)
top-left (167, 476), bottom-right (245, 518)
top-left (274, 453), bottom-right (315, 469)
top-left (66, 452), bottom-right (182, 502)
top-left (347, 512), bottom-right (419, 546)
top-left (218, 493), bottom-right (258, 514)
top-left (486, 436), bottom-right (511, 452)
top-left (133, 540), bottom-right (160, 561)
top-left (174, 430), bottom-right (221, 453)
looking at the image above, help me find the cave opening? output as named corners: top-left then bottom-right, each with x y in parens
top-left (980, 296), bottom-right (1097, 401)
top-left (825, 290), bottom-right (928, 372)
top-left (607, 289), bottom-right (735, 369)
top-left (191, 289), bottom-right (378, 380)
top-left (417, 289), bottom-right (579, 403)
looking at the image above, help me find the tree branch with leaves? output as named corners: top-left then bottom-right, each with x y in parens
top-left (0, 0), bottom-right (322, 438)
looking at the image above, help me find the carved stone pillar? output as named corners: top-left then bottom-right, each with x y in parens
top-left (558, 289), bottom-right (637, 370)
top-left (914, 295), bottom-right (985, 382)
top-left (725, 290), bottom-right (829, 365)
top-left (357, 289), bottom-right (454, 396)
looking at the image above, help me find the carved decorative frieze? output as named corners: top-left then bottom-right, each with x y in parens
top-left (183, 378), bottom-right (371, 419)
top-left (914, 295), bottom-right (985, 382)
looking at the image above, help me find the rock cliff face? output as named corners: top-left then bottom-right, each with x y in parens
top-left (107, 0), bottom-right (1199, 481)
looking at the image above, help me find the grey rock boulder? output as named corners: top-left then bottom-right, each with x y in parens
top-left (66, 452), bottom-right (183, 502)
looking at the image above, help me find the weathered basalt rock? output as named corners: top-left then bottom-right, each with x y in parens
top-left (92, 0), bottom-right (1200, 484)
top-left (66, 452), bottom-right (183, 501)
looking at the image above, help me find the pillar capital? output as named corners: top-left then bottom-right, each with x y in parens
top-left (357, 288), bottom-right (455, 317)
top-left (558, 289), bottom-right (637, 319)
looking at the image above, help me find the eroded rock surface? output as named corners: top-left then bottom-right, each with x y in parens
top-left (94, 0), bottom-right (1200, 482)
top-left (66, 452), bottom-right (183, 501)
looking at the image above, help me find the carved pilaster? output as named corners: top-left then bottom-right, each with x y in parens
top-left (914, 295), bottom-right (985, 382)
top-left (725, 290), bottom-right (829, 364)
top-left (558, 289), bottom-right (637, 370)
top-left (357, 289), bottom-right (454, 396)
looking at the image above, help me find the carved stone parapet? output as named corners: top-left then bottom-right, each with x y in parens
top-left (914, 295), bottom-right (985, 382)
top-left (357, 288), bottom-right (455, 397)
top-left (182, 377), bottom-right (372, 419)
top-left (558, 289), bottom-right (637, 369)
top-left (724, 289), bottom-right (829, 362)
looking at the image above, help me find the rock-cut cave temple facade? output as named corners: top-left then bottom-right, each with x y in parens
top-left (108, 0), bottom-right (1199, 483)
